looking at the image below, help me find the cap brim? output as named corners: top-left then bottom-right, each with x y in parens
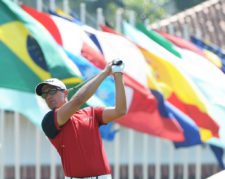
top-left (35, 78), bottom-right (67, 96)
top-left (35, 83), bottom-right (46, 96)
top-left (35, 82), bottom-right (56, 96)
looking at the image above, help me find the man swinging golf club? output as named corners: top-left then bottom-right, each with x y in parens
top-left (35, 60), bottom-right (127, 179)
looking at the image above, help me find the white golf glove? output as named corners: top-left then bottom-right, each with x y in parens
top-left (111, 59), bottom-right (125, 73)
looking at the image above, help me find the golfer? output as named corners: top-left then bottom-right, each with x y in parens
top-left (35, 61), bottom-right (127, 179)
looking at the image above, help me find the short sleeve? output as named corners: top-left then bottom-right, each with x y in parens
top-left (94, 107), bottom-right (105, 125)
top-left (41, 110), bottom-right (60, 139)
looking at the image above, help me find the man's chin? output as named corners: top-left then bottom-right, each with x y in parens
top-left (48, 103), bottom-right (57, 109)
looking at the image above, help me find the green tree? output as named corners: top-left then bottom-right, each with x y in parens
top-left (174, 0), bottom-right (207, 12)
top-left (122, 0), bottom-right (168, 23)
top-left (68, 0), bottom-right (168, 27)
top-left (20, 0), bottom-right (209, 27)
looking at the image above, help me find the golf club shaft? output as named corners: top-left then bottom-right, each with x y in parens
top-left (68, 59), bottom-right (123, 91)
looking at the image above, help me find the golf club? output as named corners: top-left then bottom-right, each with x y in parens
top-left (68, 59), bottom-right (123, 92)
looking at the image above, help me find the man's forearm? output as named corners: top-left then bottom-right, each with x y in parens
top-left (71, 70), bottom-right (108, 106)
top-left (114, 73), bottom-right (127, 115)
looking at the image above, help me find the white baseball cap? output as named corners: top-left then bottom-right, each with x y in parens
top-left (35, 78), bottom-right (67, 96)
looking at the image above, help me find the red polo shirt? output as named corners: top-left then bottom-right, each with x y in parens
top-left (41, 107), bottom-right (111, 177)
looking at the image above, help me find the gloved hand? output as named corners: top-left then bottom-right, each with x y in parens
top-left (111, 59), bottom-right (125, 73)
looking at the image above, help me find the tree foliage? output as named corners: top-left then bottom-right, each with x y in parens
top-left (21, 0), bottom-right (208, 27)
top-left (68, 0), bottom-right (169, 27)
top-left (123, 0), bottom-right (168, 23)
top-left (174, 0), bottom-right (207, 12)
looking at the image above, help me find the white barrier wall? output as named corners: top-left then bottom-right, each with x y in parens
top-left (0, 110), bottom-right (221, 179)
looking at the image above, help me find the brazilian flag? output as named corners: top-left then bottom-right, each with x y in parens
top-left (0, 0), bottom-right (96, 126)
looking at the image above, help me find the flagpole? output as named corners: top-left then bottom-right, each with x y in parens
top-left (115, 8), bottom-right (123, 33)
top-left (183, 149), bottom-right (188, 179)
top-left (14, 112), bottom-right (20, 179)
top-left (96, 8), bottom-right (105, 29)
top-left (143, 134), bottom-right (148, 179)
top-left (168, 142), bottom-right (174, 179)
top-left (114, 124), bottom-right (120, 179)
top-left (195, 146), bottom-right (202, 179)
top-left (50, 145), bottom-right (56, 179)
top-left (49, 0), bottom-right (55, 11)
top-left (36, 0), bottom-right (43, 12)
top-left (128, 10), bottom-right (136, 27)
top-left (35, 128), bottom-right (41, 179)
top-left (128, 129), bottom-right (134, 179)
top-left (0, 110), bottom-right (5, 179)
top-left (80, 3), bottom-right (86, 24)
top-left (155, 138), bottom-right (161, 179)
top-left (63, 0), bottom-right (69, 15)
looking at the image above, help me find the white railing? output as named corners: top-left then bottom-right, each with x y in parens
top-left (0, 109), bottom-right (221, 179)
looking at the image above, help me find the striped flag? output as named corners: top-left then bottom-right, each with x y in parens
top-left (123, 21), bottom-right (219, 140)
top-left (0, 0), bottom-right (104, 127)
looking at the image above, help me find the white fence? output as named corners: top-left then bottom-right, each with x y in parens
top-left (0, 110), bottom-right (221, 179)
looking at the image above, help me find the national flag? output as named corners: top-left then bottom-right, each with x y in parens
top-left (21, 4), bottom-right (120, 140)
top-left (86, 25), bottom-right (185, 141)
top-left (146, 27), bottom-right (225, 148)
top-left (210, 145), bottom-right (225, 169)
top-left (203, 50), bottom-right (223, 69)
top-left (175, 47), bottom-right (225, 147)
top-left (137, 24), bottom-right (225, 167)
top-left (191, 36), bottom-right (225, 60)
top-left (84, 26), bottom-right (150, 87)
top-left (165, 101), bottom-right (201, 147)
top-left (191, 36), bottom-right (225, 73)
top-left (122, 21), bottom-right (219, 140)
top-left (146, 63), bottom-right (201, 147)
top-left (24, 5), bottom-right (185, 141)
top-left (154, 29), bottom-right (206, 58)
top-left (0, 0), bottom-right (104, 127)
top-left (137, 25), bottom-right (182, 58)
top-left (101, 24), bottom-right (202, 146)
top-left (155, 30), bottom-right (223, 71)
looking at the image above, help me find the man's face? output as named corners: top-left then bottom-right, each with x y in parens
top-left (41, 85), bottom-right (67, 109)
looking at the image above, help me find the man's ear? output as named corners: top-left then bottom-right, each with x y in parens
top-left (64, 90), bottom-right (69, 97)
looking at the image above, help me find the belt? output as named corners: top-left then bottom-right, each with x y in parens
top-left (65, 174), bottom-right (112, 179)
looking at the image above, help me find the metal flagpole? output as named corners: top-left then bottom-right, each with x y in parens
top-left (115, 8), bottom-right (123, 33)
top-left (143, 134), bottom-right (148, 179)
top-left (183, 148), bottom-right (188, 179)
top-left (96, 8), bottom-right (105, 29)
top-left (168, 142), bottom-right (174, 179)
top-left (127, 11), bottom-right (136, 179)
top-left (155, 138), bottom-right (161, 179)
top-left (50, 145), bottom-right (56, 179)
top-left (80, 3), bottom-right (86, 24)
top-left (128, 129), bottom-right (134, 179)
top-left (36, 0), bottom-right (43, 12)
top-left (0, 110), bottom-right (5, 179)
top-left (114, 124), bottom-right (120, 179)
top-left (35, 128), bottom-right (41, 179)
top-left (63, 0), bottom-right (70, 15)
top-left (128, 10), bottom-right (136, 27)
top-left (14, 112), bottom-right (20, 179)
top-left (49, 0), bottom-right (55, 11)
top-left (195, 146), bottom-right (202, 179)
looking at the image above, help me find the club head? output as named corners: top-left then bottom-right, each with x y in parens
top-left (112, 59), bottom-right (123, 66)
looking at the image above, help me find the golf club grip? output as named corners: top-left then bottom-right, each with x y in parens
top-left (112, 59), bottom-right (123, 66)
